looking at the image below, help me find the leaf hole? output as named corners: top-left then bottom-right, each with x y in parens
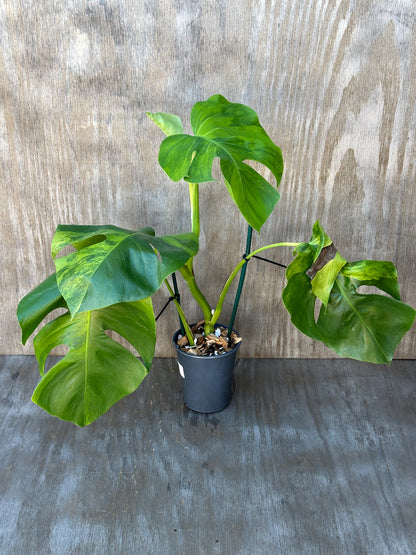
top-left (30, 306), bottom-right (69, 345)
top-left (47, 306), bottom-right (69, 320)
top-left (54, 245), bottom-right (77, 259)
top-left (55, 234), bottom-right (107, 259)
top-left (210, 158), bottom-right (222, 180)
top-left (105, 330), bottom-right (142, 360)
top-left (45, 344), bottom-right (69, 364)
top-left (154, 249), bottom-right (163, 265)
top-left (244, 159), bottom-right (274, 183)
top-left (314, 298), bottom-right (323, 324)
top-left (148, 243), bottom-right (163, 265)
top-left (357, 285), bottom-right (389, 297)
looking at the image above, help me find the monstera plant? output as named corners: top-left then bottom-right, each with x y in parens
top-left (18, 94), bottom-right (415, 426)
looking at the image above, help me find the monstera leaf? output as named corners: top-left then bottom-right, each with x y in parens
top-left (148, 94), bottom-right (283, 232)
top-left (146, 111), bottom-right (184, 136)
top-left (17, 273), bottom-right (67, 345)
top-left (30, 299), bottom-right (155, 427)
top-left (282, 222), bottom-right (415, 363)
top-left (51, 224), bottom-right (198, 315)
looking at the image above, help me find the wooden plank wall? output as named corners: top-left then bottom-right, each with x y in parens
top-left (1, 0), bottom-right (415, 358)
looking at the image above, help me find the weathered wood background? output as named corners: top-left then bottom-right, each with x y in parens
top-left (1, 0), bottom-right (415, 357)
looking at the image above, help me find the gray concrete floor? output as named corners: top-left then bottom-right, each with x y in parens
top-left (1, 355), bottom-right (416, 554)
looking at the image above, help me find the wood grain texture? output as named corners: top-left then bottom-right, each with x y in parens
top-left (1, 0), bottom-right (415, 357)
top-left (1, 356), bottom-right (416, 553)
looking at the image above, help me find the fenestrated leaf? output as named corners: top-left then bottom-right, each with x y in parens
top-left (52, 224), bottom-right (199, 315)
top-left (315, 274), bottom-right (415, 363)
top-left (32, 298), bottom-right (156, 427)
top-left (282, 221), bottom-right (415, 363)
top-left (310, 249), bottom-right (347, 306)
top-left (342, 260), bottom-right (401, 300)
top-left (154, 94), bottom-right (283, 232)
top-left (17, 273), bottom-right (67, 344)
top-left (282, 240), bottom-right (323, 344)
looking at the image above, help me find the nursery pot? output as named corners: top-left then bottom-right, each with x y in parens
top-left (172, 326), bottom-right (242, 413)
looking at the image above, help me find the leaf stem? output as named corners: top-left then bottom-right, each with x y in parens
top-left (164, 279), bottom-right (195, 346)
top-left (179, 265), bottom-right (212, 322)
top-left (208, 241), bottom-right (300, 330)
top-left (179, 181), bottom-right (213, 323)
top-left (189, 183), bottom-right (200, 237)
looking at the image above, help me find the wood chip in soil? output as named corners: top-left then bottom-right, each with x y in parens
top-left (176, 322), bottom-right (242, 356)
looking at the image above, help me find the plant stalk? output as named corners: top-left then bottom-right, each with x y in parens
top-left (164, 279), bottom-right (195, 346)
top-left (179, 265), bottom-right (212, 322)
top-left (179, 181), bottom-right (213, 323)
top-left (207, 241), bottom-right (300, 331)
top-left (189, 182), bottom-right (200, 237)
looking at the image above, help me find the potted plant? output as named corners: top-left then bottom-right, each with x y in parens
top-left (17, 94), bottom-right (415, 426)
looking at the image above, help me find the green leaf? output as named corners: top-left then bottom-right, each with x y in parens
top-left (32, 298), bottom-right (156, 427)
top-left (316, 274), bottom-right (415, 363)
top-left (282, 222), bottom-right (416, 363)
top-left (282, 240), bottom-right (323, 344)
top-left (146, 111), bottom-right (184, 136)
top-left (310, 251), bottom-right (347, 306)
top-left (156, 94), bottom-right (283, 232)
top-left (342, 260), bottom-right (401, 300)
top-left (52, 224), bottom-right (198, 315)
top-left (17, 273), bottom-right (67, 344)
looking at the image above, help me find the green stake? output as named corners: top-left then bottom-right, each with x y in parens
top-left (171, 272), bottom-right (185, 336)
top-left (227, 226), bottom-right (253, 339)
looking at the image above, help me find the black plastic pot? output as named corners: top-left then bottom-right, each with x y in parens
top-left (172, 326), bottom-right (242, 413)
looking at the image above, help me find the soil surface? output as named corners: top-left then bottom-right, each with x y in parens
top-left (175, 321), bottom-right (242, 356)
